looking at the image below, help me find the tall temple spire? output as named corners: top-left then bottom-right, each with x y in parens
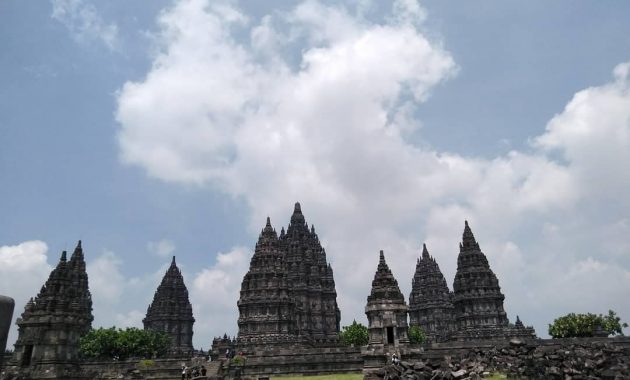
top-left (409, 243), bottom-right (454, 342)
top-left (450, 220), bottom-right (537, 340)
top-left (12, 242), bottom-right (93, 376)
top-left (237, 202), bottom-right (341, 348)
top-left (144, 256), bottom-right (195, 357)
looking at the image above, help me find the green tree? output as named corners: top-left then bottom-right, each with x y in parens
top-left (80, 327), bottom-right (171, 360)
top-left (548, 310), bottom-right (628, 338)
top-left (340, 320), bottom-right (369, 346)
top-left (408, 325), bottom-right (426, 344)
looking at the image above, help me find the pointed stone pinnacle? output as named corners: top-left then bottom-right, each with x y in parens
top-left (422, 243), bottom-right (430, 260)
top-left (60, 250), bottom-right (67, 262)
top-left (77, 240), bottom-right (82, 249)
top-left (294, 202), bottom-right (302, 214)
top-left (266, 216), bottom-right (271, 227)
top-left (171, 256), bottom-right (176, 265)
top-left (379, 250), bottom-right (386, 265)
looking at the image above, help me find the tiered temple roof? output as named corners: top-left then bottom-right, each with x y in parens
top-left (365, 251), bottom-right (409, 346)
top-left (236, 203), bottom-right (341, 349)
top-left (408, 244), bottom-right (455, 342)
top-left (237, 217), bottom-right (298, 345)
top-left (144, 256), bottom-right (195, 357)
top-left (451, 221), bottom-right (535, 340)
top-left (13, 241), bottom-right (93, 369)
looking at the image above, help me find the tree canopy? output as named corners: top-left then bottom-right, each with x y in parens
top-left (339, 320), bottom-right (369, 346)
top-left (79, 327), bottom-right (171, 360)
top-left (548, 310), bottom-right (628, 338)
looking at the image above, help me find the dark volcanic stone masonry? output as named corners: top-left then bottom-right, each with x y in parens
top-left (408, 222), bottom-right (536, 341)
top-left (452, 221), bottom-right (510, 333)
top-left (237, 203), bottom-right (341, 349)
top-left (365, 251), bottom-right (409, 347)
top-left (11, 241), bottom-right (93, 376)
top-left (143, 256), bottom-right (195, 357)
top-left (408, 244), bottom-right (455, 343)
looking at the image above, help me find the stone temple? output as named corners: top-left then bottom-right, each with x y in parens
top-left (408, 244), bottom-right (455, 343)
top-left (143, 256), bottom-right (195, 357)
top-left (408, 221), bottom-right (536, 341)
top-left (11, 241), bottom-right (93, 378)
top-left (365, 251), bottom-right (409, 348)
top-left (236, 203), bottom-right (341, 349)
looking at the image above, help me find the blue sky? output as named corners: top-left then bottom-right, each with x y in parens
top-left (1, 0), bottom-right (630, 349)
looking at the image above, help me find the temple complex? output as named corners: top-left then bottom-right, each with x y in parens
top-left (143, 256), bottom-right (195, 357)
top-left (236, 203), bottom-right (341, 350)
top-left (408, 244), bottom-right (454, 343)
top-left (10, 241), bottom-right (93, 378)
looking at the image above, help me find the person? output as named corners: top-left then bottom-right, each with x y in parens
top-left (181, 365), bottom-right (186, 380)
top-left (392, 353), bottom-right (400, 365)
top-left (201, 366), bottom-right (207, 376)
top-left (225, 348), bottom-right (230, 359)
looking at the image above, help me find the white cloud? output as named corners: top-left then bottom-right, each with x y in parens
top-left (147, 239), bottom-right (176, 257)
top-left (115, 0), bottom-right (630, 342)
top-left (0, 241), bottom-right (53, 349)
top-left (51, 0), bottom-right (119, 50)
top-left (87, 250), bottom-right (166, 331)
top-left (190, 246), bottom-right (250, 343)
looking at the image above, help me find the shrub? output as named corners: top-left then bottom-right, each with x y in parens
top-left (548, 310), bottom-right (628, 338)
top-left (340, 320), bottom-right (369, 346)
top-left (408, 325), bottom-right (426, 344)
top-left (80, 327), bottom-right (171, 360)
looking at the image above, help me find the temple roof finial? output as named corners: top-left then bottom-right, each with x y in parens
top-left (294, 202), bottom-right (302, 214)
top-left (422, 243), bottom-right (430, 260)
top-left (462, 220), bottom-right (477, 248)
top-left (60, 250), bottom-right (67, 262)
top-left (171, 256), bottom-right (176, 265)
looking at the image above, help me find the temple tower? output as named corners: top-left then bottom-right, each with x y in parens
top-left (12, 241), bottom-right (93, 375)
top-left (235, 203), bottom-right (341, 350)
top-left (281, 203), bottom-right (340, 344)
top-left (408, 244), bottom-right (455, 342)
top-left (237, 217), bottom-right (298, 346)
top-left (451, 221), bottom-right (509, 338)
top-left (144, 256), bottom-right (195, 357)
top-left (365, 251), bottom-right (409, 348)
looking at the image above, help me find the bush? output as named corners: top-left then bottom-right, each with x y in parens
top-left (408, 325), bottom-right (426, 344)
top-left (80, 327), bottom-right (171, 360)
top-left (548, 310), bottom-right (628, 338)
top-left (340, 320), bottom-right (369, 346)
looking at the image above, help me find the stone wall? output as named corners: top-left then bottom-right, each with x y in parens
top-left (368, 337), bottom-right (630, 380)
top-left (237, 346), bottom-right (363, 376)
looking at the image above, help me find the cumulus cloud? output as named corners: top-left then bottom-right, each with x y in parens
top-left (51, 0), bottom-right (119, 50)
top-left (190, 246), bottom-right (250, 344)
top-left (87, 250), bottom-right (166, 330)
top-left (116, 0), bottom-right (630, 344)
top-left (0, 241), bottom-right (53, 349)
top-left (147, 239), bottom-right (176, 257)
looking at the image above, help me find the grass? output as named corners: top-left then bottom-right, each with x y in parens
top-left (484, 373), bottom-right (508, 379)
top-left (271, 373), bottom-right (363, 380)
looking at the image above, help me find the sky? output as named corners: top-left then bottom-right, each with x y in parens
top-left (1, 0), bottom-right (630, 350)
